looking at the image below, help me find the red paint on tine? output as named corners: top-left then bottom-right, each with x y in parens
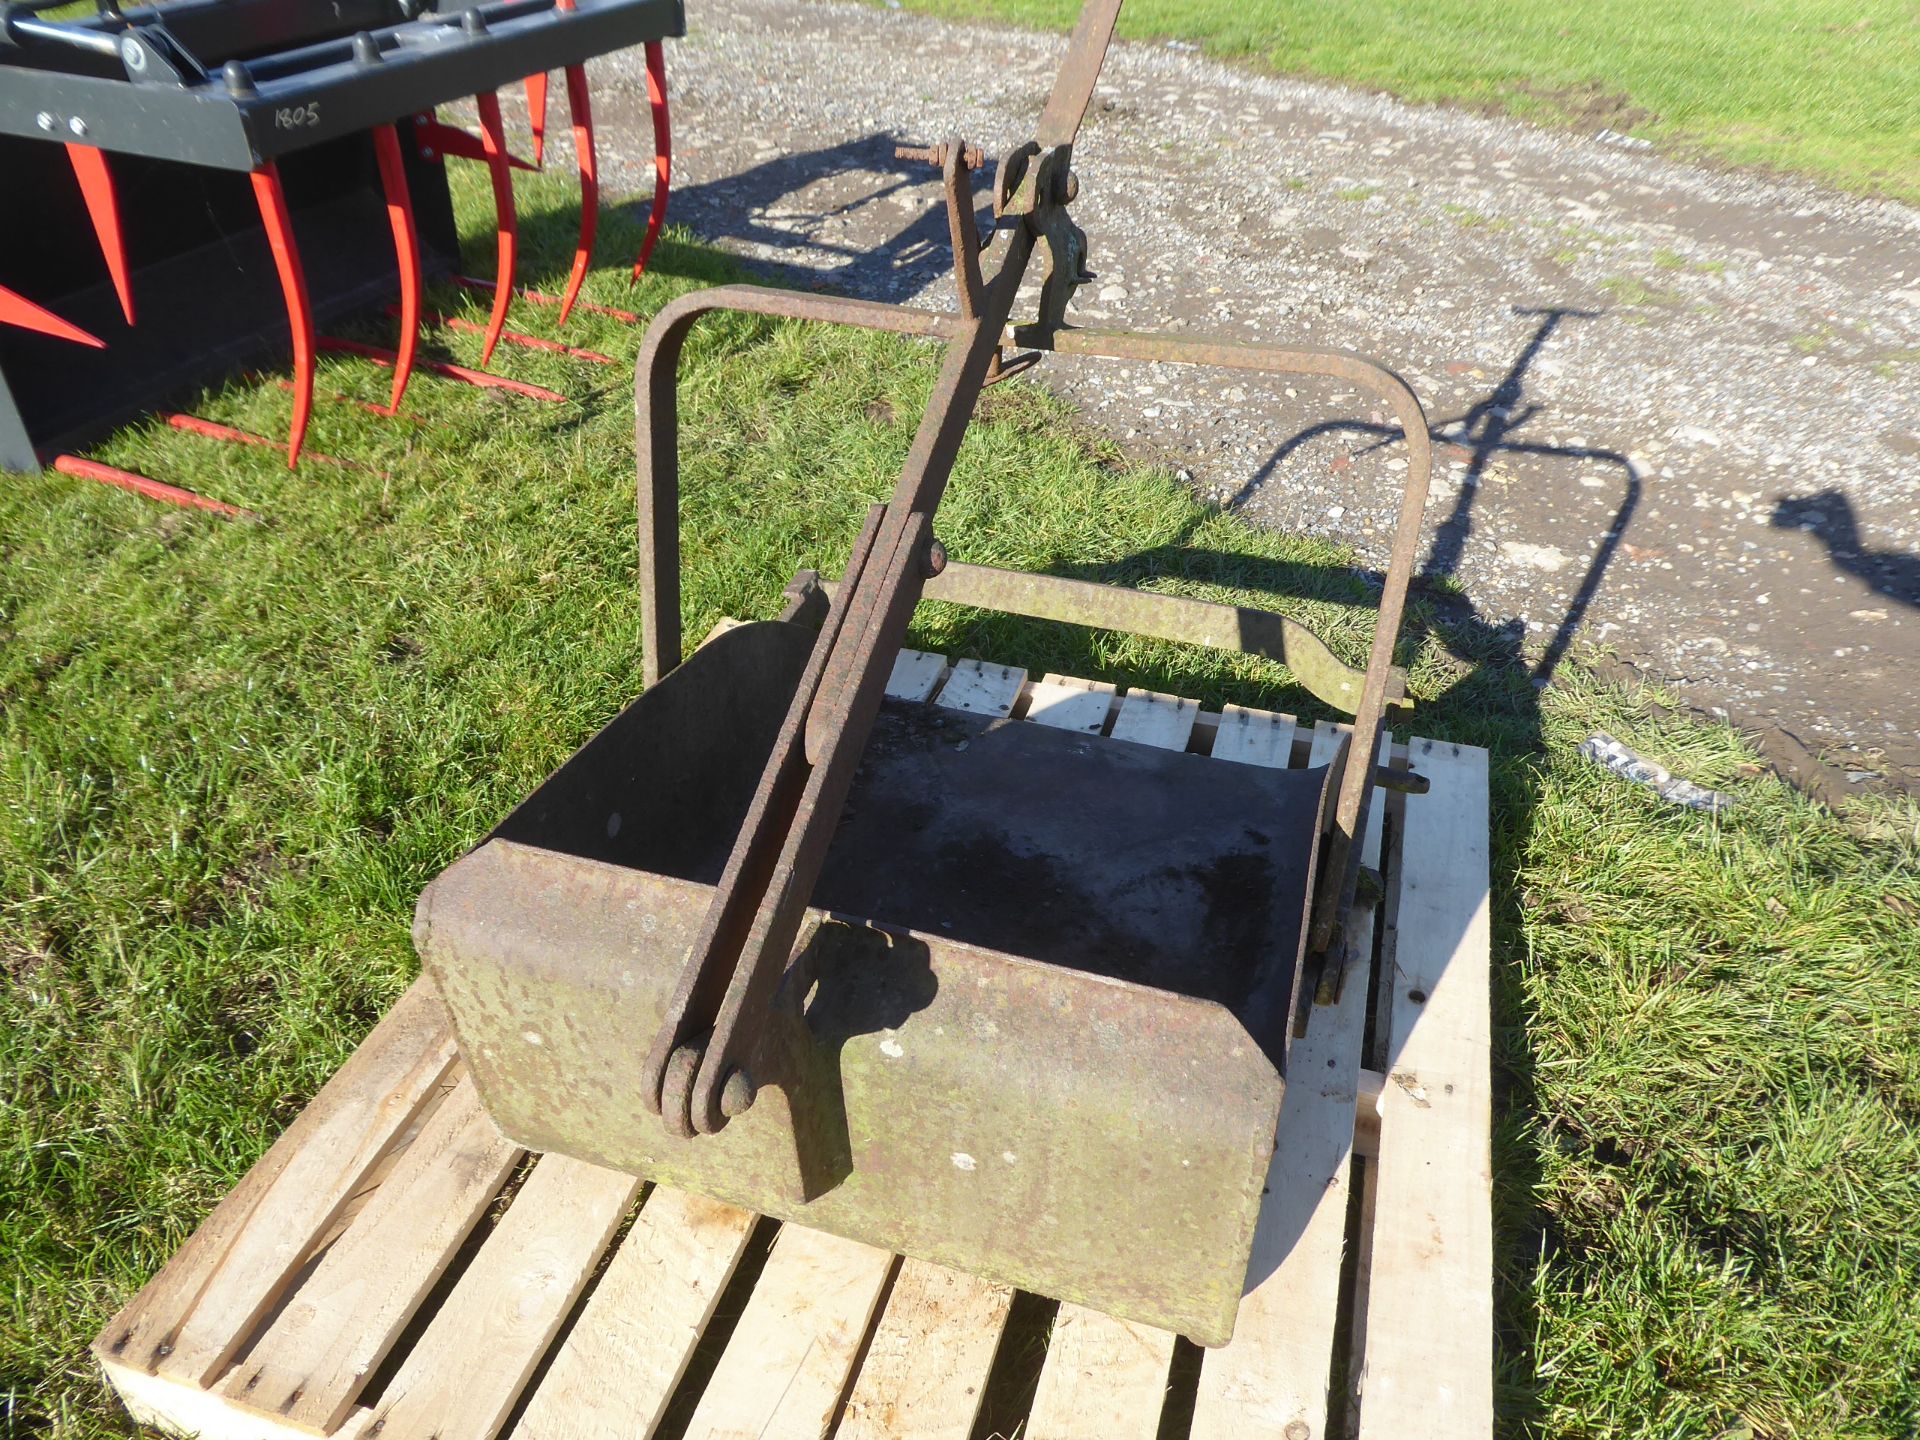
top-left (164, 413), bottom-right (366, 469)
top-left (414, 116), bottom-right (537, 172)
top-left (260, 376), bottom-right (436, 426)
top-left (451, 275), bottom-right (640, 324)
top-left (525, 71), bottom-right (550, 169)
top-left (631, 40), bottom-right (671, 280)
top-left (559, 61), bottom-right (599, 325)
top-left (372, 125), bottom-right (424, 416)
top-left (0, 283), bottom-right (105, 348)
top-left (319, 337), bottom-right (570, 403)
top-left (65, 144), bottom-right (135, 326)
top-left (52, 454), bottom-right (258, 520)
top-left (473, 92), bottom-right (519, 369)
top-left (249, 162), bottom-right (315, 469)
top-left (389, 305), bottom-right (614, 363)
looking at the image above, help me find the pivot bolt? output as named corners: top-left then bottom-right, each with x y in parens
top-left (35, 112), bottom-right (56, 133)
top-left (720, 1069), bottom-right (756, 1117)
top-left (67, 116), bottom-right (89, 138)
top-left (923, 537), bottom-right (948, 577)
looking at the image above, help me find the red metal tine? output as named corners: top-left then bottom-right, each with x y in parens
top-left (414, 114), bottom-right (537, 172)
top-left (525, 71), bottom-right (550, 169)
top-left (0, 283), bottom-right (105, 348)
top-left (451, 275), bottom-right (640, 324)
top-left (558, 61), bottom-right (599, 324)
top-left (249, 161), bottom-right (315, 469)
top-left (164, 413), bottom-right (367, 470)
top-left (372, 125), bottom-right (424, 416)
top-left (318, 336), bottom-right (570, 403)
top-left (65, 144), bottom-right (135, 327)
top-left (473, 91), bottom-right (519, 369)
top-left (630, 40), bottom-right (670, 280)
top-left (394, 305), bottom-right (615, 363)
top-left (52, 454), bottom-right (257, 519)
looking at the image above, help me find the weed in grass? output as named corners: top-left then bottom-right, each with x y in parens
top-left (1335, 184), bottom-right (1378, 201)
top-left (1652, 248), bottom-right (1687, 270)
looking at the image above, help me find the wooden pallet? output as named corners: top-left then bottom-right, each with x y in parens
top-left (94, 646), bottom-right (1492, 1440)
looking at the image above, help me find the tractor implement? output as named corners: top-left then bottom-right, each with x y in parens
top-left (1, 0), bottom-right (682, 476)
top-left (416, 0), bottom-right (1436, 1348)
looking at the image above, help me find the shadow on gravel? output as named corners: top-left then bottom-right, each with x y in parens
top-left (660, 132), bottom-right (993, 303)
top-left (1228, 305), bottom-right (1640, 688)
top-left (1770, 490), bottom-right (1920, 609)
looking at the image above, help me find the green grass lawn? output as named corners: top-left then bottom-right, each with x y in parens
top-left (3, 170), bottom-right (1919, 1437)
top-left (886, 0), bottom-right (1920, 203)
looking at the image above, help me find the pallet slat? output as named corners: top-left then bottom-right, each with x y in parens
top-left (1190, 721), bottom-right (1388, 1440)
top-left (1354, 740), bottom-right (1493, 1440)
top-left (886, 648), bottom-right (948, 702)
top-left (515, 1187), bottom-right (760, 1440)
top-left (1109, 688), bottom-right (1198, 750)
top-left (220, 1071), bottom-right (524, 1431)
top-left (934, 658), bottom-right (1027, 716)
top-left (681, 1224), bottom-right (895, 1440)
top-left (837, 1260), bottom-right (1014, 1440)
top-left (1022, 673), bottom-right (1115, 734)
top-left (1211, 703), bottom-right (1298, 768)
top-left (95, 981), bottom-right (458, 1386)
top-left (1025, 1307), bottom-right (1175, 1440)
top-left (368, 1155), bottom-right (641, 1440)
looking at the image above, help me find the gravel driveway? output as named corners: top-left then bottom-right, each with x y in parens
top-left (575, 0), bottom-right (1920, 790)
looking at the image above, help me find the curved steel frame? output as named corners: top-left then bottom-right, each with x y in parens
top-left (634, 287), bottom-right (1433, 977)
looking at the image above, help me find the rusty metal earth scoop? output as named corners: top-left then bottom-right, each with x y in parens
top-left (417, 0), bottom-right (1435, 1348)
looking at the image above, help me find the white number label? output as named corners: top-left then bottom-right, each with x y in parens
top-left (274, 103), bottom-right (321, 130)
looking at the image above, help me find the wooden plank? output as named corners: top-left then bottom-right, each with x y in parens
top-left (836, 1260), bottom-right (1013, 1440)
top-left (1354, 740), bottom-right (1493, 1440)
top-left (368, 1155), bottom-right (642, 1440)
top-left (933, 658), bottom-right (1027, 717)
top-left (1108, 688), bottom-right (1198, 751)
top-left (682, 1224), bottom-right (895, 1440)
top-left (219, 1072), bottom-right (524, 1431)
top-left (1025, 1306), bottom-right (1175, 1440)
top-left (99, 1358), bottom-right (377, 1440)
top-left (515, 1187), bottom-right (760, 1440)
top-left (94, 981), bottom-right (458, 1386)
top-left (1210, 703), bottom-right (1298, 769)
top-left (1189, 722), bottom-right (1388, 1440)
top-left (885, 648), bottom-right (948, 703)
top-left (1021, 673), bottom-right (1115, 735)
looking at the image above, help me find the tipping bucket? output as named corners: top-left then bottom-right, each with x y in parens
top-left (416, 617), bottom-right (1342, 1344)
